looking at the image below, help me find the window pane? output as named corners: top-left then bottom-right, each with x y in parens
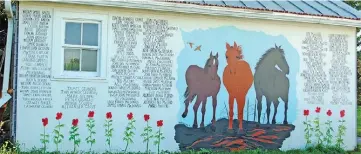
top-left (65, 22), bottom-right (81, 45)
top-left (64, 49), bottom-right (80, 71)
top-left (82, 23), bottom-right (99, 46)
top-left (81, 49), bottom-right (97, 72)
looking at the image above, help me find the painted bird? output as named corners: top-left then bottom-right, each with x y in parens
top-left (194, 45), bottom-right (201, 51)
top-left (187, 42), bottom-right (194, 48)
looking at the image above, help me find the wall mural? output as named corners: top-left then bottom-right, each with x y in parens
top-left (174, 26), bottom-right (299, 151)
top-left (17, 5), bottom-right (356, 153)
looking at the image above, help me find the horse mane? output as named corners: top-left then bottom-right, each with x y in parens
top-left (227, 45), bottom-right (244, 59)
top-left (255, 44), bottom-right (284, 70)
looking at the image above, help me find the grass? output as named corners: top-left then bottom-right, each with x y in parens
top-left (357, 106), bottom-right (361, 137)
top-left (0, 144), bottom-right (358, 154)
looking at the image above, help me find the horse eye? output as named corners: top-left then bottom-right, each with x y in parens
top-left (208, 65), bottom-right (211, 67)
top-left (226, 56), bottom-right (228, 59)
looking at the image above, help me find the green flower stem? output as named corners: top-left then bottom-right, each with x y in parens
top-left (314, 115), bottom-right (323, 145)
top-left (157, 127), bottom-right (161, 154)
top-left (323, 118), bottom-right (333, 146)
top-left (304, 116), bottom-right (312, 147)
top-left (141, 121), bottom-right (153, 154)
top-left (43, 127), bottom-right (46, 154)
top-left (69, 126), bottom-right (80, 153)
top-left (146, 122), bottom-right (149, 153)
top-left (336, 119), bottom-right (346, 148)
top-left (86, 118), bottom-right (96, 152)
top-left (105, 119), bottom-right (113, 151)
top-left (123, 118), bottom-right (136, 153)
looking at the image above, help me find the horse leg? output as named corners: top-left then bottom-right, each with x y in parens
top-left (284, 101), bottom-right (288, 125)
top-left (272, 100), bottom-right (279, 124)
top-left (182, 93), bottom-right (195, 118)
top-left (212, 95), bottom-right (217, 125)
top-left (228, 94), bottom-right (235, 130)
top-left (192, 97), bottom-right (202, 128)
top-left (266, 97), bottom-right (272, 124)
top-left (236, 95), bottom-right (246, 131)
top-left (256, 94), bottom-right (262, 124)
top-left (200, 98), bottom-right (207, 128)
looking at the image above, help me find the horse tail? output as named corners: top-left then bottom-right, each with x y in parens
top-left (184, 87), bottom-right (190, 98)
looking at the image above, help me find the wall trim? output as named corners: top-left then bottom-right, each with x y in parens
top-left (40, 0), bottom-right (361, 28)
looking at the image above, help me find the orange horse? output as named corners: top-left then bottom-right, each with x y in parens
top-left (223, 41), bottom-right (254, 133)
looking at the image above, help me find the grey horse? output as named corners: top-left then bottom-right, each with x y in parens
top-left (254, 45), bottom-right (290, 125)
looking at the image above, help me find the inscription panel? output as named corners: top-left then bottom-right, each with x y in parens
top-left (18, 9), bottom-right (52, 109)
top-left (300, 32), bottom-right (329, 105)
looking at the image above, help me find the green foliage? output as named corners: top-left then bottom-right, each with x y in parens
top-left (123, 118), bottom-right (136, 153)
top-left (86, 118), bottom-right (96, 151)
top-left (40, 127), bottom-right (49, 154)
top-left (104, 119), bottom-right (113, 150)
top-left (323, 119), bottom-right (334, 146)
top-left (69, 126), bottom-right (81, 153)
top-left (303, 117), bottom-right (313, 147)
top-left (312, 116), bottom-right (323, 145)
top-left (140, 121), bottom-right (153, 153)
top-left (64, 58), bottom-right (80, 71)
top-left (154, 127), bottom-right (165, 154)
top-left (336, 119), bottom-right (346, 148)
top-left (53, 121), bottom-right (65, 153)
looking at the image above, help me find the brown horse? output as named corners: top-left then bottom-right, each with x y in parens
top-left (223, 41), bottom-right (254, 133)
top-left (182, 52), bottom-right (221, 129)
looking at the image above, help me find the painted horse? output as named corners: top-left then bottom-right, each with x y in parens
top-left (254, 44), bottom-right (290, 125)
top-left (223, 41), bottom-right (254, 133)
top-left (182, 51), bottom-right (221, 128)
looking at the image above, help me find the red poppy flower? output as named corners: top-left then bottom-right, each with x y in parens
top-left (327, 109), bottom-right (332, 116)
top-left (42, 118), bottom-right (48, 127)
top-left (303, 110), bottom-right (309, 116)
top-left (144, 114), bottom-right (150, 122)
top-left (72, 119), bottom-right (79, 127)
top-left (88, 111), bottom-right (95, 118)
top-left (157, 120), bottom-right (163, 127)
top-left (127, 112), bottom-right (133, 120)
top-left (56, 112), bottom-right (62, 120)
top-left (106, 112), bottom-right (112, 119)
top-left (315, 107), bottom-right (321, 113)
top-left (340, 110), bottom-right (345, 118)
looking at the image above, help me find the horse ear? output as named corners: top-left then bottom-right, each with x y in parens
top-left (234, 41), bottom-right (237, 48)
top-left (275, 44), bottom-right (277, 48)
top-left (215, 52), bottom-right (218, 58)
top-left (226, 42), bottom-right (231, 49)
top-left (210, 51), bottom-right (213, 57)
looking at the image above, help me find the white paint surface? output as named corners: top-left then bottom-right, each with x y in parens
top-left (15, 2), bottom-right (357, 153)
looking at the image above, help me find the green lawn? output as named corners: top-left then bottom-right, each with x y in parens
top-left (358, 106), bottom-right (361, 137)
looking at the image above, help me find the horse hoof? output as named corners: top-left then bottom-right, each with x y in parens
top-left (192, 124), bottom-right (198, 129)
top-left (200, 123), bottom-right (204, 128)
top-left (237, 129), bottom-right (245, 136)
top-left (283, 121), bottom-right (288, 125)
top-left (181, 112), bottom-right (187, 118)
top-left (211, 125), bottom-right (216, 132)
top-left (272, 120), bottom-right (276, 124)
top-left (226, 129), bottom-right (234, 135)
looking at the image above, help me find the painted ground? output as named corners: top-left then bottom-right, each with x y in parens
top-left (174, 118), bottom-right (295, 152)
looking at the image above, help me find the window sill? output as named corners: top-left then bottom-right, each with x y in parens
top-left (51, 76), bottom-right (108, 83)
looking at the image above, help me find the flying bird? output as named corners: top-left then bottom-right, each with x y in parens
top-left (187, 42), bottom-right (194, 48)
top-left (194, 45), bottom-right (201, 51)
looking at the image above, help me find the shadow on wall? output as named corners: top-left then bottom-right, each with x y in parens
top-left (174, 26), bottom-right (300, 151)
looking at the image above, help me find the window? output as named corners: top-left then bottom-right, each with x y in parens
top-left (52, 11), bottom-right (107, 80)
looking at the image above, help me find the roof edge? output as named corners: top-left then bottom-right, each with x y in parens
top-left (38, 0), bottom-right (361, 27)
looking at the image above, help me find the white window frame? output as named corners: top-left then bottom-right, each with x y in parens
top-left (52, 10), bottom-right (108, 81)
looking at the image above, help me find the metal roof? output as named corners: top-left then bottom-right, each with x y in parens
top-left (165, 0), bottom-right (361, 20)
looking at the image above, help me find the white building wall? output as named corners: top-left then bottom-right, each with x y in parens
top-left (15, 2), bottom-right (357, 153)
